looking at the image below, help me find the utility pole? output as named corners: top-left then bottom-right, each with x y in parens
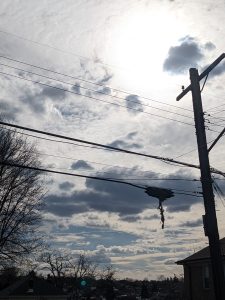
top-left (177, 66), bottom-right (225, 300)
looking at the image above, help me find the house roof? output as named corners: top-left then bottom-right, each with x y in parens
top-left (0, 274), bottom-right (66, 297)
top-left (176, 237), bottom-right (225, 265)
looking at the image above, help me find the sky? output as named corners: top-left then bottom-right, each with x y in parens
top-left (0, 0), bottom-right (225, 279)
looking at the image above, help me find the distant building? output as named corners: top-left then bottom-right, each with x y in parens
top-left (176, 237), bottom-right (225, 300)
top-left (0, 272), bottom-right (67, 300)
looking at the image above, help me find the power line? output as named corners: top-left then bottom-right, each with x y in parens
top-left (103, 177), bottom-right (199, 182)
top-left (213, 179), bottom-right (225, 208)
top-left (0, 26), bottom-right (219, 116)
top-left (0, 32), bottom-right (193, 113)
top-left (0, 70), bottom-right (195, 126)
top-left (0, 126), bottom-right (201, 182)
top-left (2, 120), bottom-right (225, 178)
top-left (1, 126), bottom-right (204, 181)
top-left (0, 28), bottom-right (125, 71)
top-left (174, 148), bottom-right (198, 159)
top-left (207, 102), bottom-right (225, 112)
top-left (210, 119), bottom-right (225, 125)
top-left (213, 177), bottom-right (225, 181)
top-left (0, 126), bottom-right (117, 152)
top-left (40, 164), bottom-right (201, 190)
top-left (174, 135), bottom-right (220, 159)
top-left (207, 110), bottom-right (225, 117)
top-left (0, 54), bottom-right (193, 113)
top-left (37, 162), bottom-right (200, 183)
top-left (0, 160), bottom-right (145, 190)
top-left (0, 120), bottom-right (202, 171)
top-left (34, 153), bottom-right (200, 181)
top-left (207, 115), bottom-right (225, 123)
top-left (207, 128), bottom-right (221, 134)
top-left (0, 160), bottom-right (202, 198)
top-left (205, 121), bottom-right (225, 129)
top-left (208, 121), bottom-right (225, 128)
top-left (0, 62), bottom-right (193, 120)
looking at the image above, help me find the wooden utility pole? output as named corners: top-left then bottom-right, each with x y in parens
top-left (177, 55), bottom-right (225, 299)
top-left (189, 68), bottom-right (225, 299)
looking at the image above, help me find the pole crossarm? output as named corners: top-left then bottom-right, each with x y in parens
top-left (176, 53), bottom-right (225, 101)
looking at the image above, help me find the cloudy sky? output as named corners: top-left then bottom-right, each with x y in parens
top-left (1, 0), bottom-right (225, 279)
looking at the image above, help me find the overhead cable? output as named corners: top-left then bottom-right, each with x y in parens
top-left (0, 160), bottom-right (202, 198)
top-left (0, 62), bottom-right (193, 120)
top-left (0, 161), bottom-right (145, 189)
top-left (0, 121), bottom-right (202, 171)
top-left (2, 120), bottom-right (225, 179)
top-left (0, 71), bottom-right (194, 126)
top-left (0, 54), bottom-right (193, 112)
top-left (0, 125), bottom-right (202, 182)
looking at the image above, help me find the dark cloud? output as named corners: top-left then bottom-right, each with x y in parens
top-left (97, 73), bottom-right (113, 85)
top-left (163, 36), bottom-right (205, 74)
top-left (40, 86), bottom-right (67, 100)
top-left (181, 218), bottom-right (203, 227)
top-left (126, 131), bottom-right (138, 139)
top-left (108, 131), bottom-right (142, 149)
top-left (0, 100), bottom-right (20, 120)
top-left (21, 93), bottom-right (45, 113)
top-left (120, 215), bottom-right (141, 222)
top-left (44, 168), bottom-right (201, 217)
top-left (166, 204), bottom-right (192, 213)
top-left (143, 214), bottom-right (159, 220)
top-left (71, 160), bottom-right (93, 170)
top-left (72, 83), bottom-right (81, 94)
top-left (20, 84), bottom-right (67, 113)
top-left (85, 219), bottom-right (111, 228)
top-left (108, 139), bottom-right (142, 149)
top-left (164, 229), bottom-right (191, 238)
top-left (59, 181), bottom-right (75, 191)
top-left (204, 42), bottom-right (216, 51)
top-left (44, 196), bottom-right (88, 217)
top-left (125, 94), bottom-right (143, 114)
top-left (55, 103), bottom-right (101, 122)
top-left (96, 87), bottom-right (111, 95)
top-left (88, 247), bottom-right (111, 264)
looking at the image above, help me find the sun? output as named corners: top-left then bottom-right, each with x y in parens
top-left (108, 8), bottom-right (186, 92)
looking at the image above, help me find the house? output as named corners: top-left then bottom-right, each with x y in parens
top-left (0, 272), bottom-right (68, 300)
top-left (176, 237), bottom-right (225, 300)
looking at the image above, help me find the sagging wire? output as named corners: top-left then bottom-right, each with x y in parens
top-left (212, 177), bottom-right (225, 207)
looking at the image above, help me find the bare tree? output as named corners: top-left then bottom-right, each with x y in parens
top-left (39, 251), bottom-right (70, 286)
top-left (0, 127), bottom-right (44, 263)
top-left (99, 265), bottom-right (116, 281)
top-left (68, 253), bottom-right (98, 280)
top-left (66, 253), bottom-right (98, 298)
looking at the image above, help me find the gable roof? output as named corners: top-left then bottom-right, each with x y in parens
top-left (177, 237), bottom-right (225, 265)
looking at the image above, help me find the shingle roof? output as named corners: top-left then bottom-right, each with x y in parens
top-left (176, 237), bottom-right (225, 265)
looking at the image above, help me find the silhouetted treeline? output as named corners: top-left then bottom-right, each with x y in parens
top-left (0, 266), bottom-right (183, 299)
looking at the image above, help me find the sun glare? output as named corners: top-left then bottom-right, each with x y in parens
top-left (109, 9), bottom-right (185, 91)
